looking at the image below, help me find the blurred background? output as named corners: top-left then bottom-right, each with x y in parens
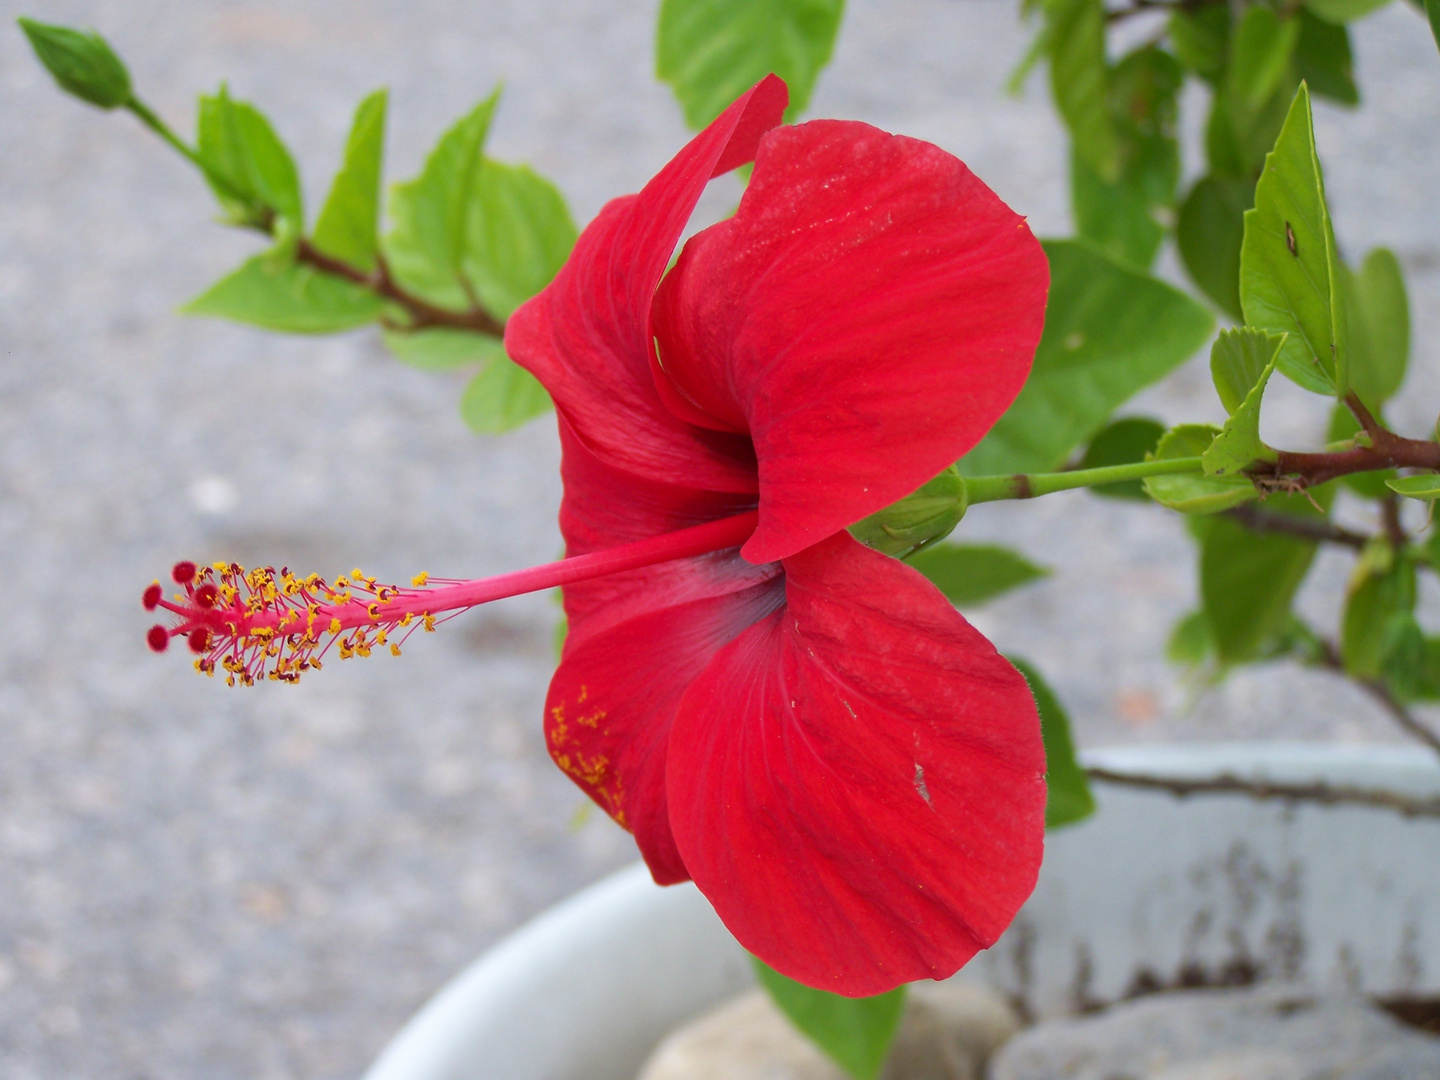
top-left (2, 0), bottom-right (1439, 1077)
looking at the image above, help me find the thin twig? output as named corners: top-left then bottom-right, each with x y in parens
top-left (1312, 639), bottom-right (1440, 756)
top-left (294, 239), bottom-right (505, 338)
top-left (1381, 494), bottom-right (1409, 551)
top-left (1085, 766), bottom-right (1440, 817)
top-left (1223, 504), bottom-right (1370, 550)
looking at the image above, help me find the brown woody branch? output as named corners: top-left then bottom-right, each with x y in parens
top-left (1085, 765), bottom-right (1440, 818)
top-left (1310, 639), bottom-right (1440, 755)
top-left (295, 238), bottom-right (505, 338)
top-left (1255, 425), bottom-right (1440, 490)
top-left (1222, 504), bottom-right (1370, 550)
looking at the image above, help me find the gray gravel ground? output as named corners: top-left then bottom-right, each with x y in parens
top-left (2, 1), bottom-right (1439, 1078)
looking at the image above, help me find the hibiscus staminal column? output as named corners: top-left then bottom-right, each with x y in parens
top-left (143, 511), bottom-right (759, 685)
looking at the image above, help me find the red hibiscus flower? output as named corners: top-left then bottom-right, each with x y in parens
top-left (504, 75), bottom-right (1050, 994)
top-left (148, 74), bottom-right (1049, 995)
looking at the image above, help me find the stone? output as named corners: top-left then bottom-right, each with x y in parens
top-left (985, 984), bottom-right (1440, 1080)
top-left (637, 980), bottom-right (1021, 1080)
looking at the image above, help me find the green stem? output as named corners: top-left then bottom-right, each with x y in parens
top-left (125, 95), bottom-right (263, 220)
top-left (964, 456), bottom-right (1205, 505)
top-left (125, 95), bottom-right (205, 169)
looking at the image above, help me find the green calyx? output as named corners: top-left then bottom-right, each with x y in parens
top-left (850, 467), bottom-right (968, 559)
top-left (18, 18), bottom-right (131, 110)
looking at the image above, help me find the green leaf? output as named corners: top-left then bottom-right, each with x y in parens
top-left (1167, 609), bottom-right (1213, 666)
top-left (1385, 475), bottom-right (1440, 500)
top-left (1047, 0), bottom-right (1121, 182)
top-left (962, 241), bottom-right (1214, 475)
top-left (382, 327), bottom-right (507, 371)
top-left (1176, 175), bottom-right (1251, 320)
top-left (1203, 334), bottom-right (1283, 477)
top-left (1210, 326), bottom-right (1287, 414)
top-left (1078, 416), bottom-right (1166, 500)
top-left (313, 89), bottom-right (387, 271)
top-left (197, 86), bottom-right (303, 235)
top-left (461, 160), bottom-right (578, 319)
top-left (1071, 48), bottom-right (1182, 271)
top-left (1342, 248), bottom-right (1408, 410)
top-left (1169, 5), bottom-right (1228, 80)
top-left (1205, 73), bottom-right (1295, 181)
top-left (1227, 7), bottom-right (1300, 115)
top-left (18, 17), bottom-right (131, 108)
top-left (1143, 424), bottom-right (1258, 514)
top-left (655, 0), bottom-right (845, 128)
top-left (1295, 11), bottom-right (1358, 106)
top-left (1202, 327), bottom-right (1287, 477)
top-left (183, 251), bottom-right (381, 332)
top-left (1201, 508), bottom-right (1320, 664)
top-left (1342, 549), bottom-right (1416, 679)
top-left (460, 355), bottom-right (552, 433)
top-left (1071, 143), bottom-right (1170, 272)
top-left (1380, 614), bottom-right (1427, 701)
top-left (907, 544), bottom-right (1049, 607)
top-left (1010, 658), bottom-right (1095, 830)
top-left (1239, 84), bottom-right (1348, 397)
top-left (385, 90), bottom-right (501, 310)
top-left (1304, 0), bottom-right (1392, 24)
top-left (753, 958), bottom-right (904, 1080)
top-left (1427, 0), bottom-right (1440, 56)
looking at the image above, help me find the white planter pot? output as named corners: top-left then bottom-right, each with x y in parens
top-left (362, 743), bottom-right (1440, 1080)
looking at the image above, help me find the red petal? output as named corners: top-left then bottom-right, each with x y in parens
top-left (651, 121), bottom-right (1049, 564)
top-left (666, 532), bottom-right (1045, 995)
top-left (547, 574), bottom-right (783, 884)
top-left (504, 76), bottom-right (787, 496)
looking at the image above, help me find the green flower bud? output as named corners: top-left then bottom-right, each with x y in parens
top-left (850, 467), bottom-right (968, 559)
top-left (18, 18), bottom-right (132, 110)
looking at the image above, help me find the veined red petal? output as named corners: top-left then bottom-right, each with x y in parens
top-left (651, 121), bottom-right (1049, 564)
top-left (504, 76), bottom-right (788, 496)
top-left (547, 575), bottom-right (784, 884)
top-left (666, 532), bottom-right (1045, 995)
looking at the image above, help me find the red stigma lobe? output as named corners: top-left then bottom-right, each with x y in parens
top-left (172, 561), bottom-right (197, 585)
top-left (143, 583), bottom-right (163, 611)
top-left (147, 625), bottom-right (170, 652)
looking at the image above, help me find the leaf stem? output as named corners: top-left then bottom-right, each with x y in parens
top-left (964, 456), bottom-right (1205, 505)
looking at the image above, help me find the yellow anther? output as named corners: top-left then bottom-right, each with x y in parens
top-left (352, 568), bottom-right (363, 579)
top-left (423, 615), bottom-right (436, 632)
top-left (328, 618), bottom-right (342, 635)
top-left (412, 572), bottom-right (429, 588)
top-left (399, 613), bottom-right (413, 627)
top-left (367, 603), bottom-right (380, 620)
top-left (390, 644), bottom-right (402, 657)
